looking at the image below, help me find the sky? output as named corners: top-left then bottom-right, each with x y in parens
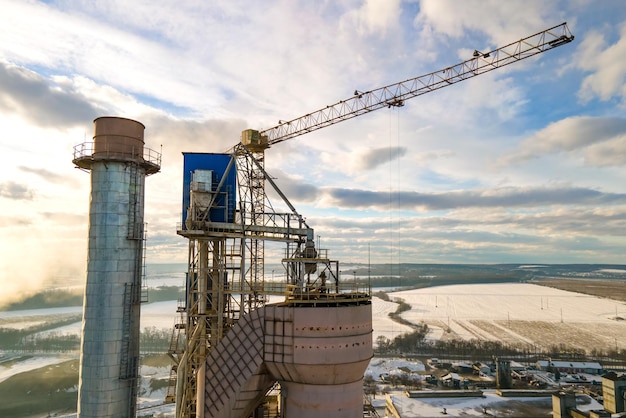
top-left (1, 0), bottom-right (626, 302)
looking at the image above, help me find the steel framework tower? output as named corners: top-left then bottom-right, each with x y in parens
top-left (167, 148), bottom-right (323, 416)
top-left (73, 117), bottom-right (160, 418)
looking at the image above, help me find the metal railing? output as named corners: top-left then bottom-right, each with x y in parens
top-left (217, 280), bottom-right (371, 303)
top-left (72, 141), bottom-right (162, 167)
top-left (284, 282), bottom-right (371, 304)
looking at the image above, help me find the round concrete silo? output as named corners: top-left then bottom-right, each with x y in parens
top-left (264, 303), bottom-right (373, 417)
top-left (73, 117), bottom-right (160, 418)
top-left (198, 301), bottom-right (373, 418)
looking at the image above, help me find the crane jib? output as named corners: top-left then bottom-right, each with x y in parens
top-left (246, 22), bottom-right (573, 148)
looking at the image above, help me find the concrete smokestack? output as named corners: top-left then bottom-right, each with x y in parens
top-left (73, 117), bottom-right (160, 417)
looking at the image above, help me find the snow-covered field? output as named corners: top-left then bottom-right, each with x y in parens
top-left (381, 283), bottom-right (626, 351)
top-left (2, 282), bottom-right (624, 359)
top-left (372, 295), bottom-right (415, 343)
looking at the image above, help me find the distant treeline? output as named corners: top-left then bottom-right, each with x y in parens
top-left (366, 273), bottom-right (522, 289)
top-left (358, 264), bottom-right (529, 289)
top-left (0, 323), bottom-right (175, 353)
top-left (376, 325), bottom-right (626, 366)
top-left (2, 286), bottom-right (185, 311)
top-left (351, 263), bottom-right (626, 288)
top-left (0, 315), bottom-right (82, 351)
top-left (1, 289), bottom-right (84, 311)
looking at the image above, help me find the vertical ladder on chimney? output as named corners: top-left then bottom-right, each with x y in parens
top-left (120, 282), bottom-right (140, 380)
top-left (140, 224), bottom-right (149, 303)
top-left (127, 162), bottom-right (142, 240)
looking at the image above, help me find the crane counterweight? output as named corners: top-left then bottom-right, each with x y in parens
top-left (241, 129), bottom-right (269, 152)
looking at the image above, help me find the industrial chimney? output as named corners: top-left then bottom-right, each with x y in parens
top-left (72, 117), bottom-right (160, 417)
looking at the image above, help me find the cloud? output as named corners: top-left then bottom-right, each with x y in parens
top-left (268, 169), bottom-right (320, 204)
top-left (301, 203), bottom-right (626, 264)
top-left (415, 0), bottom-right (558, 46)
top-left (427, 206), bottom-right (626, 238)
top-left (0, 181), bottom-right (34, 200)
top-left (323, 185), bottom-right (626, 211)
top-left (1, 1), bottom-right (227, 117)
top-left (41, 211), bottom-right (85, 223)
top-left (0, 216), bottom-right (32, 227)
top-left (1, 0), bottom-right (625, 270)
top-left (19, 166), bottom-right (66, 184)
top-left (344, 0), bottom-right (402, 36)
top-left (141, 115), bottom-right (246, 152)
top-left (357, 146), bottom-right (407, 170)
top-left (575, 22), bottom-right (626, 104)
top-left (0, 62), bottom-right (100, 127)
top-left (0, 206), bottom-right (87, 307)
top-left (501, 116), bottom-right (626, 166)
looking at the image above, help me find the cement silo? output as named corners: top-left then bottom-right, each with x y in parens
top-left (73, 117), bottom-right (160, 417)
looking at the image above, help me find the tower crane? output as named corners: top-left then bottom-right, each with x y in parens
top-left (170, 22), bottom-right (574, 418)
top-left (237, 21), bottom-right (574, 306)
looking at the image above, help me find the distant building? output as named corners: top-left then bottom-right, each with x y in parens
top-left (509, 360), bottom-right (527, 373)
top-left (451, 361), bottom-right (474, 374)
top-left (602, 372), bottom-right (626, 414)
top-left (472, 362), bottom-right (491, 376)
top-left (552, 372), bottom-right (625, 417)
top-left (441, 372), bottom-right (462, 388)
top-left (496, 359), bottom-right (512, 389)
top-left (552, 392), bottom-right (577, 418)
top-left (537, 360), bottom-right (602, 374)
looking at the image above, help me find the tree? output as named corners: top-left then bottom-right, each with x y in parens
top-left (376, 335), bottom-right (391, 354)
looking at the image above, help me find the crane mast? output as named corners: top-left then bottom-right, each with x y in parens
top-left (172, 22), bottom-right (574, 418)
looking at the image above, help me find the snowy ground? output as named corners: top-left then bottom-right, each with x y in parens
top-left (4, 282), bottom-right (623, 350)
top-left (383, 389), bottom-right (603, 417)
top-left (372, 296), bottom-right (415, 344)
top-left (383, 282), bottom-right (626, 351)
top-left (2, 281), bottom-right (624, 363)
top-left (0, 354), bottom-right (74, 384)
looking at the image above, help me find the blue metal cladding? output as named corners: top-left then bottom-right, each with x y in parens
top-left (182, 153), bottom-right (237, 226)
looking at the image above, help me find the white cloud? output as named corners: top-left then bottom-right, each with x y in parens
top-left (0, 181), bottom-right (34, 200)
top-left (501, 116), bottom-right (626, 166)
top-left (343, 0), bottom-right (403, 36)
top-left (0, 0), bottom-right (227, 116)
top-left (584, 135), bottom-right (626, 166)
top-left (415, 0), bottom-right (562, 45)
top-left (576, 22), bottom-right (626, 105)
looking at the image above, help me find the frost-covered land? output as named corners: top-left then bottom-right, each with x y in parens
top-left (373, 282), bottom-right (625, 351)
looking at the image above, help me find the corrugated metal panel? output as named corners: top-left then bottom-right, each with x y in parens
top-left (182, 153), bottom-right (237, 225)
